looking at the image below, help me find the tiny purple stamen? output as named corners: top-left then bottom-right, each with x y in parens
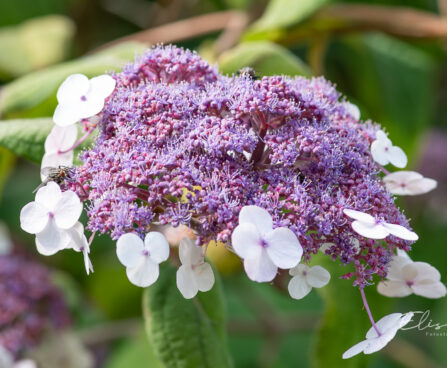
top-left (142, 249), bottom-right (149, 256)
top-left (81, 96), bottom-right (87, 101)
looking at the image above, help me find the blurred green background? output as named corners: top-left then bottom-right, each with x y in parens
top-left (1, 0), bottom-right (447, 367)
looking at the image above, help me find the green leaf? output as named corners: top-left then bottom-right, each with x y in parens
top-left (105, 333), bottom-right (164, 368)
top-left (0, 41), bottom-right (147, 118)
top-left (245, 0), bottom-right (330, 40)
top-left (218, 41), bottom-right (311, 77)
top-left (0, 118), bottom-right (53, 162)
top-left (312, 255), bottom-right (393, 368)
top-left (0, 147), bottom-right (16, 201)
top-left (0, 15), bottom-right (75, 80)
top-left (0, 118), bottom-right (95, 164)
top-left (325, 34), bottom-right (438, 162)
top-left (143, 264), bottom-right (233, 368)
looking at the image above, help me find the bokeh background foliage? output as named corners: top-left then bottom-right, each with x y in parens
top-left (1, 0), bottom-right (447, 367)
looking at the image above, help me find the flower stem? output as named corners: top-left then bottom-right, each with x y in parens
top-left (250, 127), bottom-right (267, 165)
top-left (58, 128), bottom-right (95, 154)
top-left (360, 288), bottom-right (382, 336)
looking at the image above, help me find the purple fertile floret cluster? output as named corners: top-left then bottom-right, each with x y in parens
top-left (75, 45), bottom-right (414, 286)
top-left (0, 254), bottom-right (70, 358)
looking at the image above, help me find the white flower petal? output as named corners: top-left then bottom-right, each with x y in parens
top-left (289, 263), bottom-right (304, 276)
top-left (44, 124), bottom-right (78, 153)
top-left (406, 177), bottom-right (437, 195)
top-left (343, 209), bottom-right (375, 224)
top-left (410, 262), bottom-right (441, 283)
top-left (53, 103), bottom-right (82, 127)
top-left (78, 95), bottom-right (106, 120)
top-left (231, 223), bottom-right (263, 260)
top-left (194, 262), bottom-right (215, 292)
top-left (127, 256), bottom-right (159, 287)
top-left (244, 248), bottom-right (277, 282)
top-left (388, 146), bottom-right (407, 168)
top-left (265, 227), bottom-right (302, 269)
top-left (35, 181), bottom-right (62, 211)
top-left (66, 221), bottom-right (86, 251)
top-left (371, 139), bottom-right (391, 165)
top-left (384, 171), bottom-right (423, 195)
top-left (386, 254), bottom-right (412, 281)
top-left (352, 221), bottom-right (388, 239)
top-left (14, 359), bottom-right (37, 368)
top-left (306, 265), bottom-right (330, 288)
top-left (412, 280), bottom-right (447, 299)
top-left (288, 274), bottom-right (312, 300)
top-left (179, 237), bottom-right (202, 266)
top-left (366, 313), bottom-right (402, 338)
top-left (36, 219), bottom-right (70, 254)
top-left (53, 191), bottom-right (82, 229)
top-left (382, 223), bottom-right (418, 241)
top-left (0, 346), bottom-right (13, 367)
top-left (375, 130), bottom-right (389, 142)
top-left (116, 233), bottom-right (144, 268)
top-left (20, 202), bottom-right (49, 234)
top-left (363, 330), bottom-right (396, 354)
top-left (396, 248), bottom-right (411, 259)
top-left (342, 340), bottom-right (369, 359)
top-left (57, 74), bottom-right (90, 104)
top-left (144, 231), bottom-right (170, 263)
top-left (176, 264), bottom-right (198, 299)
top-left (343, 102), bottom-right (360, 121)
top-left (89, 75), bottom-right (116, 99)
top-left (377, 280), bottom-right (412, 297)
top-left (238, 205), bottom-right (273, 233)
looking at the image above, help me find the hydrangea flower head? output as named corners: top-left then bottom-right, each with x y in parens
top-left (70, 45), bottom-right (420, 287)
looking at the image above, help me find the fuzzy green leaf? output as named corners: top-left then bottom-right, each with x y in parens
top-left (143, 264), bottom-right (232, 368)
top-left (0, 15), bottom-right (75, 80)
top-left (0, 118), bottom-right (53, 162)
top-left (245, 0), bottom-right (330, 40)
top-left (218, 41), bottom-right (311, 77)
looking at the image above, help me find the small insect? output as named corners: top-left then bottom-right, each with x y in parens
top-left (236, 67), bottom-right (260, 80)
top-left (33, 166), bottom-right (74, 193)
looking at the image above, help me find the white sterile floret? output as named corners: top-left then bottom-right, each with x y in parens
top-left (383, 171), bottom-right (437, 196)
top-left (288, 264), bottom-right (330, 299)
top-left (67, 222), bottom-right (94, 275)
top-left (378, 249), bottom-right (446, 298)
top-left (176, 238), bottom-right (215, 299)
top-left (20, 182), bottom-right (83, 255)
top-left (231, 205), bottom-right (303, 283)
top-left (343, 209), bottom-right (418, 241)
top-left (343, 102), bottom-right (360, 121)
top-left (41, 125), bottom-right (78, 178)
top-left (53, 73), bottom-right (116, 127)
top-left (116, 232), bottom-right (170, 287)
top-left (371, 130), bottom-right (407, 168)
top-left (343, 312), bottom-right (413, 359)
